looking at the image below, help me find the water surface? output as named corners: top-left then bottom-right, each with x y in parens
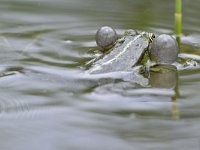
top-left (0, 0), bottom-right (200, 150)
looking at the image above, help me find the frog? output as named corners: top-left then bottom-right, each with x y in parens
top-left (84, 26), bottom-right (200, 91)
top-left (88, 28), bottom-right (155, 74)
top-left (87, 26), bottom-right (199, 78)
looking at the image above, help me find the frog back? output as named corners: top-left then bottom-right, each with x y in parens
top-left (89, 33), bottom-right (150, 74)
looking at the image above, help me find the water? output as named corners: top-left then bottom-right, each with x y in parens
top-left (0, 0), bottom-right (200, 149)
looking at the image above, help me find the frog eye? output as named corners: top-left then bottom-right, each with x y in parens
top-left (149, 33), bottom-right (155, 42)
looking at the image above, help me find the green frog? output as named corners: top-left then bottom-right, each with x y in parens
top-left (87, 26), bottom-right (198, 76)
top-left (88, 29), bottom-right (154, 74)
top-left (85, 26), bottom-right (199, 90)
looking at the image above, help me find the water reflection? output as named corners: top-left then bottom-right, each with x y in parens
top-left (150, 64), bottom-right (178, 89)
top-left (149, 64), bottom-right (180, 119)
top-left (86, 65), bottom-right (180, 119)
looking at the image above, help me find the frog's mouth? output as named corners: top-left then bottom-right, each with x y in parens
top-left (146, 33), bottom-right (156, 62)
top-left (133, 33), bottom-right (155, 67)
top-left (133, 47), bottom-right (149, 67)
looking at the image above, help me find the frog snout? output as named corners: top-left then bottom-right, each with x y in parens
top-left (150, 34), bottom-right (179, 64)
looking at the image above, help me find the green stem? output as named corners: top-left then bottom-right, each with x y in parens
top-left (175, 0), bottom-right (182, 46)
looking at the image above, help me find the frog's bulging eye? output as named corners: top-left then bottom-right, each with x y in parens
top-left (148, 33), bottom-right (155, 42)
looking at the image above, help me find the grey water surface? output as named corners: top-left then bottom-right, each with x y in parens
top-left (0, 0), bottom-right (200, 150)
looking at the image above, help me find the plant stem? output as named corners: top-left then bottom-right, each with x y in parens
top-left (175, 0), bottom-right (182, 46)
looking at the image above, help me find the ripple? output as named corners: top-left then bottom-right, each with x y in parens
top-left (0, 94), bottom-right (30, 115)
top-left (0, 91), bottom-right (76, 120)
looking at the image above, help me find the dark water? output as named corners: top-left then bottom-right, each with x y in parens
top-left (0, 0), bottom-right (200, 150)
